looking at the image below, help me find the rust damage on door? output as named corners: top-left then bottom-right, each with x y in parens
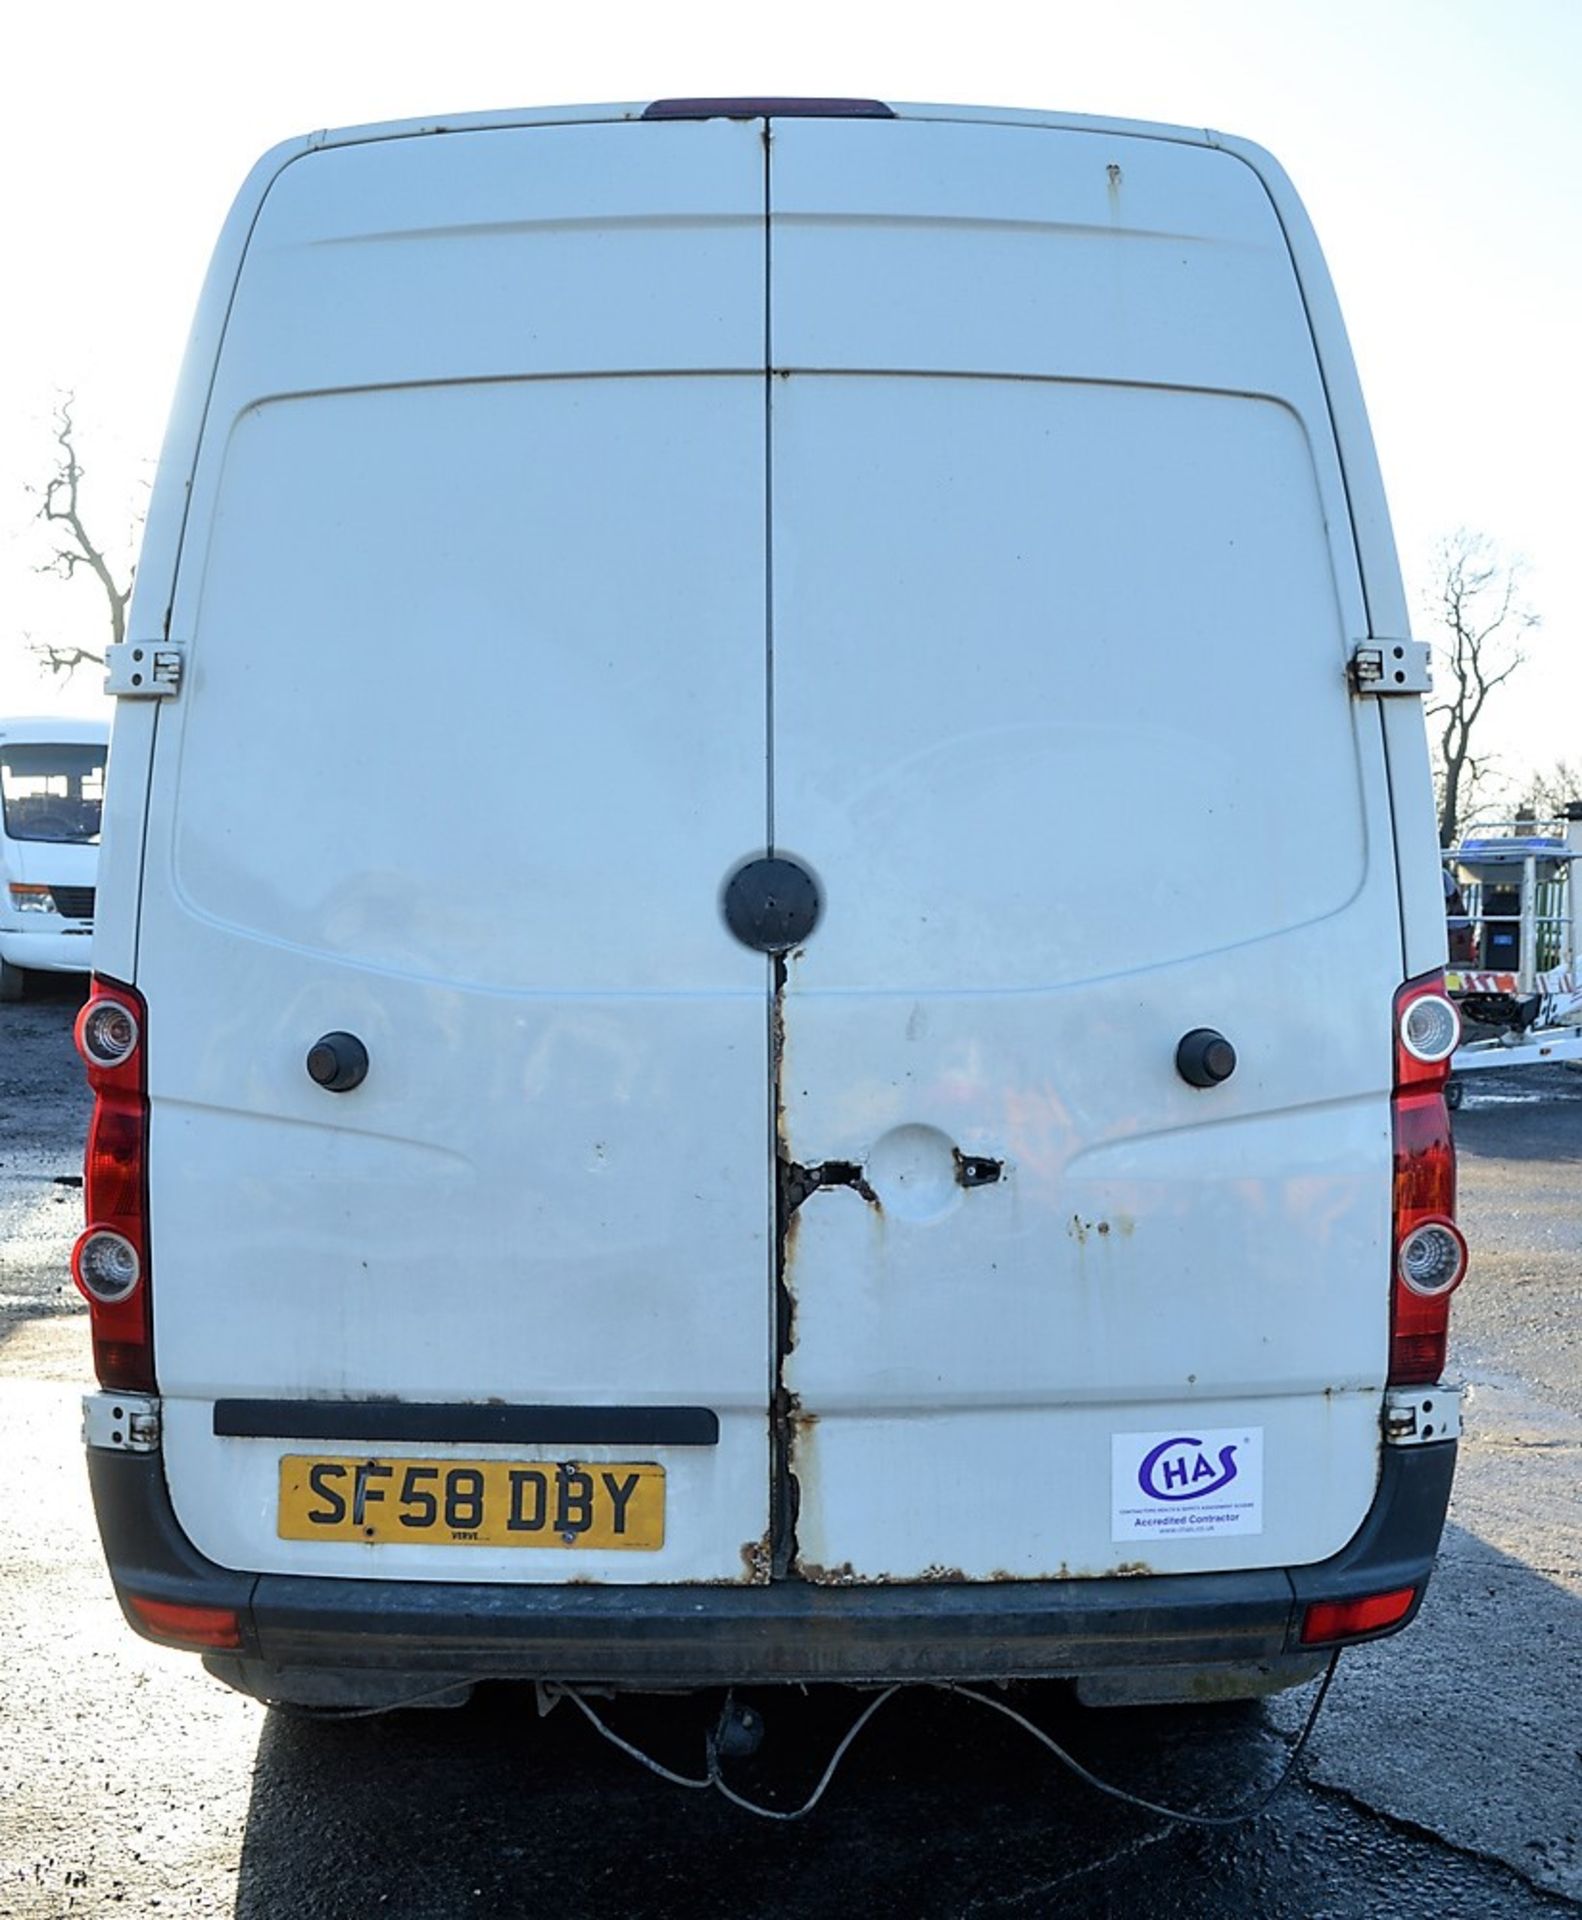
top-left (774, 949), bottom-right (893, 1582)
top-left (771, 950), bottom-right (1017, 1584)
top-left (771, 953), bottom-right (798, 1577)
top-left (784, 1158), bottom-right (881, 1208)
top-left (795, 1556), bottom-right (972, 1586)
top-left (773, 951), bottom-right (876, 1579)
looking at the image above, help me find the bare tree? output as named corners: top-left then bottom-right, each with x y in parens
top-left (1425, 531), bottom-right (1535, 848)
top-left (1515, 758), bottom-right (1582, 823)
top-left (30, 394), bottom-right (137, 678)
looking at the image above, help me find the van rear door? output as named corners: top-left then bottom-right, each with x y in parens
top-left (139, 121), bottom-right (776, 1583)
top-left (768, 119), bottom-right (1403, 1583)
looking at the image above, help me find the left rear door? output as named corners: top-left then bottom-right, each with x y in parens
top-left (136, 119), bottom-right (776, 1585)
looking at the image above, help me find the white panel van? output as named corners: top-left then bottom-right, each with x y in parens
top-left (0, 716), bottom-right (107, 999)
top-left (76, 100), bottom-right (1465, 1712)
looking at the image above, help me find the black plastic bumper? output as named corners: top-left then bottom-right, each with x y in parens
top-left (87, 1440), bottom-right (1455, 1697)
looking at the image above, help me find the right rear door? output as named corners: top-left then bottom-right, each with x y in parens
top-left (766, 118), bottom-right (1404, 1584)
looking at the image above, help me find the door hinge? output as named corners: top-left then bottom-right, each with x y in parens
top-left (1382, 1385), bottom-right (1460, 1446)
top-left (105, 640), bottom-right (184, 699)
top-left (82, 1392), bottom-right (162, 1453)
top-left (1349, 639), bottom-right (1432, 695)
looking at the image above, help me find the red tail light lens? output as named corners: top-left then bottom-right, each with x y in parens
top-left (1300, 1585), bottom-right (1417, 1646)
top-left (1390, 974), bottom-right (1462, 1385)
top-left (72, 978), bottom-right (153, 1392)
top-left (126, 1596), bottom-right (241, 1650)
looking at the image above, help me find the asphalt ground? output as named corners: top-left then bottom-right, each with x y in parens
top-left (1, 977), bottom-right (1578, 1917)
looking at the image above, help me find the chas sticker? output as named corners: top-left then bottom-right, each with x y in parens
top-left (1111, 1427), bottom-right (1264, 1542)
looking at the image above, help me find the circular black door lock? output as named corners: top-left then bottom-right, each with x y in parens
top-left (1176, 1028), bottom-right (1237, 1089)
top-left (307, 1031), bottom-right (369, 1093)
top-left (722, 855), bottom-right (822, 954)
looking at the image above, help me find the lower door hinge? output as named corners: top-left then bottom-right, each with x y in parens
top-left (1382, 1385), bottom-right (1460, 1446)
top-left (82, 1392), bottom-right (162, 1453)
top-left (105, 640), bottom-right (184, 699)
top-left (1349, 639), bottom-right (1432, 695)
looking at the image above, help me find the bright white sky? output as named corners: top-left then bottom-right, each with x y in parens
top-left (1, 0), bottom-right (1576, 789)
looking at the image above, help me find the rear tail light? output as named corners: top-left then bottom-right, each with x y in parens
top-left (1389, 973), bottom-right (1463, 1385)
top-left (72, 1228), bottom-right (142, 1303)
top-left (1398, 989), bottom-right (1460, 1065)
top-left (1397, 1219), bottom-right (1467, 1296)
top-left (79, 997), bottom-right (140, 1067)
top-left (1299, 1585), bottom-right (1417, 1646)
top-left (125, 1596), bottom-right (241, 1650)
top-left (72, 978), bottom-right (154, 1392)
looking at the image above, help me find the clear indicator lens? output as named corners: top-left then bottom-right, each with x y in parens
top-left (81, 1001), bottom-right (139, 1067)
top-left (74, 1229), bottom-right (141, 1304)
top-left (1398, 1221), bottom-right (1466, 1296)
top-left (9, 884), bottom-right (57, 914)
top-left (1401, 993), bottom-right (1460, 1063)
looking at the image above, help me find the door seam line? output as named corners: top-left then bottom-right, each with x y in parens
top-left (762, 120), bottom-right (776, 856)
top-left (762, 119), bottom-right (800, 1583)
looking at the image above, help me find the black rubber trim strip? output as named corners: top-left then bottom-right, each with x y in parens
top-left (244, 1570), bottom-right (1298, 1689)
top-left (211, 1401), bottom-right (720, 1447)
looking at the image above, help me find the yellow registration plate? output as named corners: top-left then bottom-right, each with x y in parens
top-left (278, 1455), bottom-right (665, 1550)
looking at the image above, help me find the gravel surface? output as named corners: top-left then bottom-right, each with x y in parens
top-left (0, 976), bottom-right (89, 1326)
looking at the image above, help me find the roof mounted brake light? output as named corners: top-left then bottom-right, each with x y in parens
top-left (642, 97), bottom-right (894, 120)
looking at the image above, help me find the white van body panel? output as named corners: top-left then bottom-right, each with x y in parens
top-left (1207, 132), bottom-right (1446, 979)
top-left (107, 105), bottom-right (1432, 1596)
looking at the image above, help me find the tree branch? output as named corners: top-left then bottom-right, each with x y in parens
top-left (1427, 530), bottom-right (1533, 846)
top-left (31, 640), bottom-right (107, 679)
top-left (29, 393), bottom-right (136, 662)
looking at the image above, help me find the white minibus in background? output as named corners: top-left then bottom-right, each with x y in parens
top-left (75, 99), bottom-right (1464, 1718)
top-left (0, 716), bottom-right (107, 1000)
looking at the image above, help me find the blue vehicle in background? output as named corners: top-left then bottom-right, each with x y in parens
top-left (1444, 808), bottom-right (1582, 1105)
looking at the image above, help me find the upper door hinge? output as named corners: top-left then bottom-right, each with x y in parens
top-left (1349, 639), bottom-right (1432, 696)
top-left (106, 640), bottom-right (185, 699)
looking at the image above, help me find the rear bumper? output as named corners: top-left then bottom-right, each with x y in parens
top-left (87, 1438), bottom-right (1456, 1702)
top-left (0, 925), bottom-right (94, 973)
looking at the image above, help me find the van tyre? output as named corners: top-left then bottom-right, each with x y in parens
top-left (0, 958), bottom-right (25, 1003)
